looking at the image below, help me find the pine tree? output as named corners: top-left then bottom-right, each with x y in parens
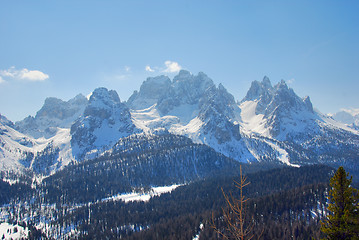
top-left (321, 166), bottom-right (359, 239)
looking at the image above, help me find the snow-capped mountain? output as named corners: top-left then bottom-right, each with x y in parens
top-left (330, 108), bottom-right (359, 130)
top-left (0, 94), bottom-right (88, 176)
top-left (70, 87), bottom-right (139, 160)
top-left (239, 77), bottom-right (359, 172)
top-left (0, 114), bottom-right (73, 176)
top-left (128, 70), bottom-right (252, 161)
top-left (1, 71), bottom-right (359, 180)
top-left (15, 94), bottom-right (88, 139)
top-left (0, 114), bottom-right (15, 128)
top-left (0, 88), bottom-right (140, 176)
top-left (0, 115), bottom-right (30, 174)
top-left (240, 77), bottom-right (316, 140)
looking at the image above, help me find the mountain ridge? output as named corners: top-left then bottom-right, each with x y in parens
top-left (0, 71), bottom-right (358, 180)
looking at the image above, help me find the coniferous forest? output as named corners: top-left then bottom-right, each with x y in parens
top-left (1, 164), bottom-right (349, 239)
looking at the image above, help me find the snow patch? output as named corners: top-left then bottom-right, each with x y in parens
top-left (0, 222), bottom-right (28, 240)
top-left (131, 103), bottom-right (200, 133)
top-left (239, 101), bottom-right (269, 137)
top-left (262, 139), bottom-right (299, 167)
top-left (103, 184), bottom-right (182, 203)
top-left (192, 223), bottom-right (204, 240)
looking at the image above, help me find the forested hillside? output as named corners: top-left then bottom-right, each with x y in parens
top-left (44, 165), bottom-right (333, 239)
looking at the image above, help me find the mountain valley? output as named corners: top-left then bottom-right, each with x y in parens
top-left (0, 70), bottom-right (358, 239)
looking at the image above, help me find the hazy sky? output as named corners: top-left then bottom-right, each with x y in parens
top-left (1, 1), bottom-right (358, 121)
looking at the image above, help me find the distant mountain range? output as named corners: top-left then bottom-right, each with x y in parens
top-left (1, 70), bottom-right (358, 181)
top-left (329, 108), bottom-right (359, 130)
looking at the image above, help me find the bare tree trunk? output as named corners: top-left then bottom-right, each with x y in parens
top-left (212, 166), bottom-right (263, 240)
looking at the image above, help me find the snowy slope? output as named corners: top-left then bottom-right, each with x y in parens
top-left (0, 122), bottom-right (32, 174)
top-left (0, 117), bottom-right (75, 177)
top-left (239, 100), bottom-right (268, 137)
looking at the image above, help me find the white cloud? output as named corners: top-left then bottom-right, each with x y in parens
top-left (0, 66), bottom-right (17, 78)
top-left (145, 65), bottom-right (155, 72)
top-left (144, 61), bottom-right (182, 73)
top-left (0, 76), bottom-right (5, 84)
top-left (0, 66), bottom-right (49, 82)
top-left (163, 61), bottom-right (182, 73)
top-left (124, 66), bottom-right (131, 72)
top-left (287, 78), bottom-right (295, 84)
top-left (19, 69), bottom-right (49, 81)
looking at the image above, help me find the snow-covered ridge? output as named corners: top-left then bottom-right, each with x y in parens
top-left (1, 71), bottom-right (359, 178)
top-left (0, 120), bottom-right (74, 177)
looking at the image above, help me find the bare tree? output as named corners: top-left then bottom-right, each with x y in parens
top-left (212, 166), bottom-right (262, 240)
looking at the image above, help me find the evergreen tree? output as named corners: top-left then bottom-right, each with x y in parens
top-left (321, 166), bottom-right (359, 239)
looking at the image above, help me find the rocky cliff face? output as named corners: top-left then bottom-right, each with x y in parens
top-left (71, 88), bottom-right (139, 160)
top-left (15, 94), bottom-right (88, 138)
top-left (241, 77), bottom-right (316, 139)
top-left (156, 71), bottom-right (215, 114)
top-left (0, 114), bottom-right (15, 128)
top-left (198, 83), bottom-right (241, 144)
top-left (127, 70), bottom-right (215, 114)
top-left (242, 76), bottom-right (274, 115)
top-left (127, 75), bottom-right (172, 110)
top-left (240, 76), bottom-right (359, 175)
top-left (128, 70), bottom-right (248, 161)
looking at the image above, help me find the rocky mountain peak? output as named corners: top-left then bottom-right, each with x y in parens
top-left (84, 88), bottom-right (123, 119)
top-left (35, 94), bottom-right (88, 120)
top-left (71, 87), bottom-right (138, 160)
top-left (271, 81), bottom-right (294, 105)
top-left (171, 70), bottom-right (214, 91)
top-left (303, 96), bottom-right (314, 113)
top-left (128, 71), bottom-right (216, 114)
top-left (68, 94), bottom-right (88, 105)
top-left (173, 69), bottom-right (191, 81)
top-left (145, 75), bottom-right (171, 86)
top-left (262, 76), bottom-right (272, 89)
top-left (89, 87), bottom-right (120, 106)
top-left (14, 94), bottom-right (88, 138)
top-left (197, 82), bottom-right (241, 145)
top-left (140, 76), bottom-right (171, 95)
top-left (242, 76), bottom-right (274, 103)
top-left (2, 70), bottom-right (359, 180)
top-left (267, 80), bottom-right (313, 115)
top-left (127, 76), bottom-right (171, 110)
top-left (36, 97), bottom-right (66, 119)
top-left (0, 114), bottom-right (14, 128)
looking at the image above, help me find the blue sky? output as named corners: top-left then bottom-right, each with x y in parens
top-left (1, 1), bottom-right (358, 121)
